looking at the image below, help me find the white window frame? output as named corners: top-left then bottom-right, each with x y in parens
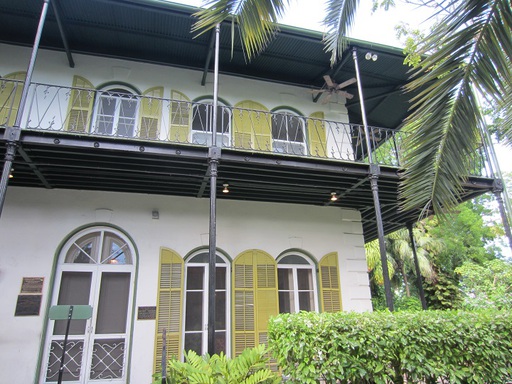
top-left (277, 252), bottom-right (318, 314)
top-left (191, 99), bottom-right (231, 147)
top-left (182, 250), bottom-right (231, 357)
top-left (91, 85), bottom-right (140, 137)
top-left (271, 109), bottom-right (307, 155)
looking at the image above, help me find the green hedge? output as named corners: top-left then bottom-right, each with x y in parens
top-left (268, 310), bottom-right (512, 383)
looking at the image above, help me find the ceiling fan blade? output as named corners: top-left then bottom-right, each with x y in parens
top-left (336, 77), bottom-right (357, 90)
top-left (309, 89), bottom-right (326, 95)
top-left (323, 75), bottom-right (335, 88)
top-left (322, 92), bottom-right (333, 104)
top-left (339, 91), bottom-right (354, 100)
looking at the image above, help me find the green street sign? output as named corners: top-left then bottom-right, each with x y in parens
top-left (49, 305), bottom-right (93, 320)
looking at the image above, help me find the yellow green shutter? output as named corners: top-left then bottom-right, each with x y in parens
top-left (232, 250), bottom-right (278, 357)
top-left (233, 101), bottom-right (272, 151)
top-left (319, 252), bottom-right (342, 312)
top-left (154, 248), bottom-right (184, 374)
top-left (307, 111), bottom-right (327, 157)
top-left (0, 71), bottom-right (26, 127)
top-left (139, 86), bottom-right (163, 140)
top-left (65, 75), bottom-right (94, 133)
top-left (169, 90), bottom-right (191, 143)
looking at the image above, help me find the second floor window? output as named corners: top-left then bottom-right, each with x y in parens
top-left (272, 110), bottom-right (306, 155)
top-left (93, 88), bottom-right (139, 137)
top-left (191, 100), bottom-right (231, 146)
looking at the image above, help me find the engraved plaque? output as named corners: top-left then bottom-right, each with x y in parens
top-left (137, 306), bottom-right (156, 320)
top-left (20, 277), bottom-right (44, 294)
top-left (15, 295), bottom-right (42, 316)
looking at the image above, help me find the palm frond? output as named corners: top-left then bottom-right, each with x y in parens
top-left (400, 0), bottom-right (512, 217)
top-left (192, 0), bottom-right (290, 61)
top-left (322, 0), bottom-right (359, 65)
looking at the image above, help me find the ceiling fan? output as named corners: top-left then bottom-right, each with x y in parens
top-left (311, 75), bottom-right (356, 103)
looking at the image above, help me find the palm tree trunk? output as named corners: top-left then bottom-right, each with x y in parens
top-left (401, 263), bottom-right (410, 297)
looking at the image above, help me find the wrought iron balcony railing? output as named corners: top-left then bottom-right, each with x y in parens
top-left (0, 79), bottom-right (491, 176)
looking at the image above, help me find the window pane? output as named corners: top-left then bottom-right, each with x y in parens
top-left (279, 255), bottom-right (310, 265)
top-left (101, 234), bottom-right (131, 265)
top-left (287, 116), bottom-right (304, 142)
top-left (96, 95), bottom-right (116, 135)
top-left (192, 104), bottom-right (208, 132)
top-left (185, 292), bottom-right (203, 331)
top-left (216, 266), bottom-right (226, 290)
top-left (95, 272), bottom-right (130, 334)
top-left (66, 241), bottom-right (95, 264)
top-left (299, 292), bottom-right (314, 312)
top-left (184, 333), bottom-right (202, 355)
top-left (187, 267), bottom-right (204, 290)
top-left (218, 107), bottom-right (230, 133)
top-left (54, 272), bottom-right (92, 335)
top-left (272, 114), bottom-right (287, 140)
top-left (215, 291), bottom-right (226, 329)
top-left (117, 98), bottom-right (137, 137)
top-left (278, 291), bottom-right (294, 313)
top-left (214, 331), bottom-right (226, 355)
top-left (278, 269), bottom-right (294, 290)
top-left (297, 269), bottom-right (313, 290)
top-left (45, 340), bottom-right (84, 382)
top-left (89, 338), bottom-right (125, 379)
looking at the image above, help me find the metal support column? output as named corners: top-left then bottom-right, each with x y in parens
top-left (0, 0), bottom-right (50, 218)
top-left (207, 24), bottom-right (221, 355)
top-left (407, 222), bottom-right (427, 310)
top-left (352, 47), bottom-right (394, 311)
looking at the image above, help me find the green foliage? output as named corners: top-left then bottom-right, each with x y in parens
top-left (268, 310), bottom-right (512, 383)
top-left (394, 295), bottom-right (422, 312)
top-left (456, 259), bottom-right (512, 310)
top-left (153, 345), bottom-right (280, 384)
top-left (423, 270), bottom-right (462, 310)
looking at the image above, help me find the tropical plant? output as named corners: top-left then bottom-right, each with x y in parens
top-left (153, 345), bottom-right (281, 384)
top-left (192, 0), bottom-right (512, 217)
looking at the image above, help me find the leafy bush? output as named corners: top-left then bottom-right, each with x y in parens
top-left (153, 344), bottom-right (281, 384)
top-left (268, 310), bottom-right (512, 383)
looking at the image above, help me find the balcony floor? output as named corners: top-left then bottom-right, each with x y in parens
top-left (1, 127), bottom-right (495, 242)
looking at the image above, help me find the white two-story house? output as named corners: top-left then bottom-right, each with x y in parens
top-left (0, 1), bottom-right (496, 383)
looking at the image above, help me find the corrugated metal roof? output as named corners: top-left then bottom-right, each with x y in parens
top-left (0, 0), bottom-right (417, 129)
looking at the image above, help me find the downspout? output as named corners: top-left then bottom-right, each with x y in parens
top-left (352, 47), bottom-right (394, 311)
top-left (207, 24), bottom-right (221, 355)
top-left (0, 0), bottom-right (50, 218)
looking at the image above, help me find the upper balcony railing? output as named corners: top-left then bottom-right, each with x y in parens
top-left (0, 79), bottom-right (491, 177)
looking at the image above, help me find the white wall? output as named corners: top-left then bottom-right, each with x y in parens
top-left (0, 187), bottom-right (372, 383)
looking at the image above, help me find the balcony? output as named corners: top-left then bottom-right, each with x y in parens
top-left (0, 79), bottom-right (495, 241)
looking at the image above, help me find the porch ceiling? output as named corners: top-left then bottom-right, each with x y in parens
top-left (1, 128), bottom-right (495, 243)
top-left (1, 0), bottom-right (415, 130)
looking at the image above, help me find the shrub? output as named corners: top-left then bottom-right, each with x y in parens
top-left (268, 310), bottom-right (512, 383)
top-left (153, 344), bottom-right (281, 384)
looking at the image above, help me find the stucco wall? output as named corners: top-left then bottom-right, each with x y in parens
top-left (0, 187), bottom-right (371, 383)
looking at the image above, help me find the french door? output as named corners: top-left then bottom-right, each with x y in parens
top-left (183, 253), bottom-right (230, 356)
top-left (41, 228), bottom-right (135, 383)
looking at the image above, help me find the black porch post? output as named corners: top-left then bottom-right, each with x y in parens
top-left (407, 222), bottom-right (427, 310)
top-left (207, 23), bottom-right (221, 355)
top-left (0, 0), bottom-right (50, 218)
top-left (352, 47), bottom-right (394, 311)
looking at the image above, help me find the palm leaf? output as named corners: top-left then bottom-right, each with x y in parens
top-left (322, 0), bottom-right (359, 65)
top-left (192, 0), bottom-right (290, 61)
top-left (400, 0), bottom-right (512, 217)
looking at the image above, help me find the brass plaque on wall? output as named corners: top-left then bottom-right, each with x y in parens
top-left (20, 277), bottom-right (44, 294)
top-left (137, 306), bottom-right (156, 320)
top-left (15, 295), bottom-right (42, 316)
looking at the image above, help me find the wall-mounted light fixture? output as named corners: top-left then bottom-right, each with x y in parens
top-left (9, 168), bottom-right (14, 179)
top-left (330, 192), bottom-right (338, 202)
top-left (365, 52), bottom-right (378, 61)
top-left (222, 183), bottom-right (230, 193)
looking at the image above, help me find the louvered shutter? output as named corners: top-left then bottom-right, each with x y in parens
top-left (154, 248), bottom-right (184, 374)
top-left (169, 90), bottom-right (191, 142)
top-left (233, 250), bottom-right (278, 357)
top-left (0, 72), bottom-right (26, 127)
top-left (307, 111), bottom-right (327, 157)
top-left (233, 101), bottom-right (272, 151)
top-left (139, 86), bottom-right (163, 139)
top-left (319, 252), bottom-right (342, 312)
top-left (65, 76), bottom-right (94, 133)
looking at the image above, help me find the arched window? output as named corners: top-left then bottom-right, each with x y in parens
top-left (183, 250), bottom-right (231, 356)
top-left (272, 109), bottom-right (306, 155)
top-left (92, 86), bottom-right (139, 137)
top-left (277, 252), bottom-right (318, 313)
top-left (191, 98), bottom-right (231, 146)
top-left (41, 227), bottom-right (136, 383)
